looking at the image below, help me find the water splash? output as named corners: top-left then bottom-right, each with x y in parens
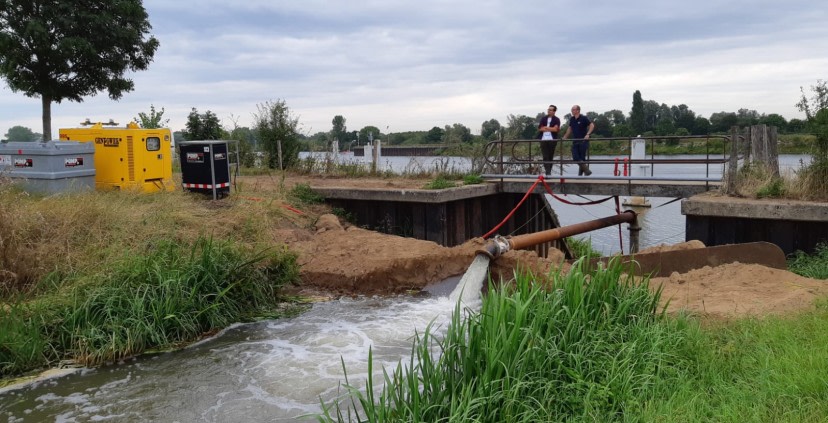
top-left (448, 254), bottom-right (491, 310)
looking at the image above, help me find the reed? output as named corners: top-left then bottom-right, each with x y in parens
top-left (319, 258), bottom-right (677, 421)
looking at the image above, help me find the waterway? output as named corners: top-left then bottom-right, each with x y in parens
top-left (303, 152), bottom-right (811, 254)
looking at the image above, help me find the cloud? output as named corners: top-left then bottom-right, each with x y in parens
top-left (2, 0), bottom-right (826, 139)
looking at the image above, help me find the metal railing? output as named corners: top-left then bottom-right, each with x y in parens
top-left (482, 134), bottom-right (736, 182)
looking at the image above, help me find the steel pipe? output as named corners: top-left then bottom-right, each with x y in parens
top-left (477, 211), bottom-right (637, 259)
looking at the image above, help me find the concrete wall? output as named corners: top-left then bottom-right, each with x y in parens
top-left (683, 196), bottom-right (828, 255)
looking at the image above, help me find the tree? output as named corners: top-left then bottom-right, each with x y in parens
top-left (630, 90), bottom-right (646, 134)
top-left (736, 108), bottom-right (760, 127)
top-left (671, 104), bottom-right (696, 134)
top-left (505, 114), bottom-right (537, 140)
top-left (787, 118), bottom-right (806, 133)
top-left (758, 113), bottom-right (788, 132)
top-left (481, 118), bottom-right (502, 140)
top-left (135, 104), bottom-right (169, 129)
top-left (693, 117), bottom-right (711, 135)
top-left (358, 126), bottom-right (381, 144)
top-left (443, 123), bottom-right (472, 144)
top-left (709, 112), bottom-right (738, 133)
top-left (182, 108), bottom-right (224, 140)
top-left (603, 109), bottom-right (626, 126)
top-left (330, 115), bottom-right (347, 148)
top-left (425, 126), bottom-right (445, 143)
top-left (254, 99), bottom-right (300, 170)
top-left (796, 79), bottom-right (828, 120)
top-left (3, 125), bottom-right (40, 141)
top-left (643, 100), bottom-right (661, 132)
top-left (0, 0), bottom-right (159, 140)
top-left (796, 80), bottom-right (828, 164)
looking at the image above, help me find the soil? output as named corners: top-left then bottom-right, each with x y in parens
top-left (284, 212), bottom-right (827, 319)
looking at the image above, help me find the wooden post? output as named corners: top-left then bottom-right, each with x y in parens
top-left (748, 124), bottom-right (780, 177)
top-left (725, 126), bottom-right (740, 194)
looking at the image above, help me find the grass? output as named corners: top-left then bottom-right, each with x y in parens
top-left (423, 176), bottom-right (456, 189)
top-left (788, 242), bottom-right (828, 279)
top-left (0, 236), bottom-right (301, 378)
top-left (319, 258), bottom-right (828, 422)
top-left (320, 259), bottom-right (673, 422)
top-left (0, 178), bottom-right (313, 380)
top-left (566, 236), bottom-right (602, 259)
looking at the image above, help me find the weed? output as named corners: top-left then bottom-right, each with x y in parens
top-left (423, 176), bottom-right (455, 190)
top-left (788, 242), bottom-right (828, 279)
top-left (289, 183), bottom-right (324, 205)
top-left (462, 174), bottom-right (484, 185)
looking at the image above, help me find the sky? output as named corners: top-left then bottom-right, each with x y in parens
top-left (2, 0), bottom-right (827, 139)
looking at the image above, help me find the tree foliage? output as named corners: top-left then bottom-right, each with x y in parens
top-left (330, 115), bottom-right (347, 147)
top-left (254, 99), bottom-right (300, 169)
top-left (0, 0), bottom-right (159, 140)
top-left (183, 108), bottom-right (224, 141)
top-left (631, 91), bottom-right (646, 134)
top-left (505, 114), bottom-right (537, 140)
top-left (481, 119), bottom-right (502, 140)
top-left (135, 104), bottom-right (169, 129)
top-left (3, 125), bottom-right (40, 141)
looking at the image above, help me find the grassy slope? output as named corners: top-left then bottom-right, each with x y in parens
top-left (0, 181), bottom-right (312, 380)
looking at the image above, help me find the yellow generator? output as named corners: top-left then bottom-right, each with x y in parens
top-left (59, 121), bottom-right (174, 192)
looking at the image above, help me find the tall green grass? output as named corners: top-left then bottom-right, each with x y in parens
top-left (788, 242), bottom-right (828, 279)
top-left (319, 258), bottom-right (828, 423)
top-left (319, 259), bottom-right (678, 422)
top-left (0, 237), bottom-right (299, 378)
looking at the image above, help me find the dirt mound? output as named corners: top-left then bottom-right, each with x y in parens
top-left (284, 215), bottom-right (827, 318)
top-left (654, 263), bottom-right (828, 318)
top-left (285, 214), bottom-right (564, 295)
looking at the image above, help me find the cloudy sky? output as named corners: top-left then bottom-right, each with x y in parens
top-left (2, 0), bottom-right (827, 138)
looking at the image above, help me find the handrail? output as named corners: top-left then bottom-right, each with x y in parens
top-left (482, 134), bottom-right (737, 181)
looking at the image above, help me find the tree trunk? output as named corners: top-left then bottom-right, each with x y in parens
top-left (41, 96), bottom-right (52, 141)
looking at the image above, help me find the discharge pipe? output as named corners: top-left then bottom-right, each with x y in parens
top-left (478, 210), bottom-right (638, 260)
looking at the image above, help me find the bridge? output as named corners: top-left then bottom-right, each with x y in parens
top-left (480, 133), bottom-right (737, 198)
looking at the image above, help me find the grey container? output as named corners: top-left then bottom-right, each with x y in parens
top-left (0, 140), bottom-right (96, 194)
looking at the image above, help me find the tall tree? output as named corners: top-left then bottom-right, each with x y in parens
top-left (505, 114), bottom-right (537, 140)
top-left (630, 90), bottom-right (646, 135)
top-left (3, 125), bottom-right (40, 141)
top-left (796, 79), bottom-right (828, 120)
top-left (481, 118), bottom-right (502, 140)
top-left (425, 126), bottom-right (445, 143)
top-left (671, 104), bottom-right (696, 133)
top-left (358, 125), bottom-right (381, 144)
top-left (183, 108), bottom-right (224, 140)
top-left (135, 104), bottom-right (169, 129)
top-left (254, 99), bottom-right (300, 170)
top-left (0, 0), bottom-right (159, 140)
top-left (330, 115), bottom-right (347, 147)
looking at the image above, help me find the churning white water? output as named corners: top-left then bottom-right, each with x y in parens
top-left (0, 264), bottom-right (490, 422)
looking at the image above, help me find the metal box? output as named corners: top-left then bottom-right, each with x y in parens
top-left (178, 140), bottom-right (233, 199)
top-left (59, 122), bottom-right (174, 192)
top-left (0, 141), bottom-right (96, 194)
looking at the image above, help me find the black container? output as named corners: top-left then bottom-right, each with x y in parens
top-left (178, 140), bottom-right (231, 199)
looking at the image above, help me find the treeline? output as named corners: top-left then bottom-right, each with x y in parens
top-left (302, 90), bottom-right (809, 150)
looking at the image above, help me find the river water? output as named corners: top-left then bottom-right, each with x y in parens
top-left (0, 154), bottom-right (809, 421)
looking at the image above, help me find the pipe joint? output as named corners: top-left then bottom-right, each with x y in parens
top-left (477, 235), bottom-right (511, 259)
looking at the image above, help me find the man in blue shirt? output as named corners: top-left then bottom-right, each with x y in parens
top-left (562, 105), bottom-right (595, 176)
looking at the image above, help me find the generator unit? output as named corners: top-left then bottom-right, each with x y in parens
top-left (59, 121), bottom-right (174, 192)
